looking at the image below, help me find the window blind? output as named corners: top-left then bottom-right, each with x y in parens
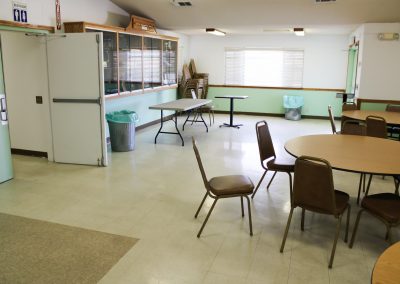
top-left (225, 48), bottom-right (304, 88)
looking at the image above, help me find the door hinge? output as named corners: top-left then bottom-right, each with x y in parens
top-left (96, 34), bottom-right (100, 44)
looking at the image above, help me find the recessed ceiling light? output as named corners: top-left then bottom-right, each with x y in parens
top-left (206, 28), bottom-right (226, 36)
top-left (294, 28), bottom-right (305, 36)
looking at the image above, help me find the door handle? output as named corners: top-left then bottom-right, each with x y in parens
top-left (0, 97), bottom-right (6, 111)
top-left (53, 98), bottom-right (101, 104)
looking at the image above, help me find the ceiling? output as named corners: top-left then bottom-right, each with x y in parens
top-left (111, 0), bottom-right (400, 36)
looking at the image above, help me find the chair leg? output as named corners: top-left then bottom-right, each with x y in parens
top-left (344, 205), bottom-right (351, 243)
top-left (357, 173), bottom-right (363, 205)
top-left (365, 174), bottom-right (373, 196)
top-left (195, 193), bottom-right (208, 218)
top-left (240, 196), bottom-right (244, 217)
top-left (287, 172), bottom-right (293, 204)
top-left (197, 198), bottom-right (218, 238)
top-left (244, 195), bottom-right (253, 236)
top-left (329, 215), bottom-right (343, 269)
top-left (280, 207), bottom-right (294, 253)
top-left (349, 209), bottom-right (364, 248)
top-left (266, 171), bottom-right (277, 190)
top-left (394, 177), bottom-right (399, 196)
top-left (385, 225), bottom-right (392, 243)
top-left (301, 208), bottom-right (305, 231)
top-left (363, 174), bottom-right (366, 192)
top-left (251, 170), bottom-right (268, 199)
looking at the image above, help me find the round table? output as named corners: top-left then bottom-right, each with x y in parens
top-left (284, 134), bottom-right (400, 175)
top-left (342, 110), bottom-right (400, 125)
top-left (372, 241), bottom-right (400, 284)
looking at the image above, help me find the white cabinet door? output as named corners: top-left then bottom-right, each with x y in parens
top-left (47, 33), bottom-right (107, 166)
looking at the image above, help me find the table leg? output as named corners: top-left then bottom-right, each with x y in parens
top-left (182, 110), bottom-right (192, 131)
top-left (154, 110), bottom-right (184, 146)
top-left (154, 109), bottom-right (164, 144)
top-left (230, 98), bottom-right (234, 126)
top-left (219, 98), bottom-right (243, 129)
top-left (174, 111), bottom-right (184, 146)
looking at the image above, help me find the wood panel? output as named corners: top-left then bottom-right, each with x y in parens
top-left (0, 20), bottom-right (54, 32)
top-left (209, 84), bottom-right (345, 92)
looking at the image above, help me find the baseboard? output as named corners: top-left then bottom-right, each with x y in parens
top-left (136, 114), bottom-right (174, 131)
top-left (11, 148), bottom-right (48, 158)
top-left (213, 110), bottom-right (332, 120)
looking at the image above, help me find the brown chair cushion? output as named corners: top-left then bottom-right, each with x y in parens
top-left (266, 156), bottom-right (295, 172)
top-left (300, 190), bottom-right (349, 215)
top-left (334, 190), bottom-right (350, 214)
top-left (209, 175), bottom-right (254, 196)
top-left (361, 193), bottom-right (400, 224)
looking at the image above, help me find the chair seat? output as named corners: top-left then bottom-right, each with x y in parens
top-left (300, 190), bottom-right (349, 215)
top-left (209, 175), bottom-right (254, 196)
top-left (266, 156), bottom-right (295, 172)
top-left (361, 193), bottom-right (400, 224)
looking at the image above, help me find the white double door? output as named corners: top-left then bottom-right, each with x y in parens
top-left (1, 32), bottom-right (107, 166)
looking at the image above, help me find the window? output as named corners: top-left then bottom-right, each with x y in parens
top-left (119, 33), bottom-right (143, 93)
top-left (143, 37), bottom-right (162, 89)
top-left (225, 48), bottom-right (304, 88)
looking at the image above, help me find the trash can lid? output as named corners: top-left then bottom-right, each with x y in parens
top-left (106, 110), bottom-right (139, 123)
top-left (283, 95), bottom-right (304, 108)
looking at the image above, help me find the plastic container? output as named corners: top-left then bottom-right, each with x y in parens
top-left (283, 96), bottom-right (304, 121)
top-left (106, 110), bottom-right (139, 152)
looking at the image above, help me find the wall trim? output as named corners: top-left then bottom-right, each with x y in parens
top-left (11, 148), bottom-right (48, 158)
top-left (136, 114), bottom-right (175, 131)
top-left (0, 20), bottom-right (54, 32)
top-left (213, 110), bottom-right (334, 120)
top-left (357, 98), bottom-right (400, 105)
top-left (209, 85), bottom-right (345, 92)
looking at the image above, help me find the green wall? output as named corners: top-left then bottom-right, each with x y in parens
top-left (360, 102), bottom-right (387, 111)
top-left (207, 87), bottom-right (343, 117)
top-left (105, 88), bottom-right (177, 127)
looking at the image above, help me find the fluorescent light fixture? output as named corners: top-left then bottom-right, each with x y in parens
top-left (206, 28), bottom-right (226, 36)
top-left (294, 28), bottom-right (305, 36)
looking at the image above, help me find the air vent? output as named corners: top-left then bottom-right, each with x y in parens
top-left (170, 0), bottom-right (193, 7)
top-left (315, 0), bottom-right (336, 3)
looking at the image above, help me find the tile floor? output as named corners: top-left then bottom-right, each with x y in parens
top-left (0, 114), bottom-right (397, 284)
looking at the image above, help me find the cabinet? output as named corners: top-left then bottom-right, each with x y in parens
top-left (64, 22), bottom-right (178, 97)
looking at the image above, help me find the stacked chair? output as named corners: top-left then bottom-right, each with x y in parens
top-left (188, 59), bottom-right (209, 98)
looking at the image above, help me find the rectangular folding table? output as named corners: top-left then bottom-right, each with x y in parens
top-left (149, 98), bottom-right (212, 146)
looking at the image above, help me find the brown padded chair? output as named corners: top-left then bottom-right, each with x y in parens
top-left (340, 119), bottom-right (366, 136)
top-left (280, 156), bottom-right (351, 268)
top-left (340, 119), bottom-right (368, 204)
top-left (192, 138), bottom-right (254, 237)
top-left (328, 105), bottom-right (339, 134)
top-left (341, 102), bottom-right (358, 128)
top-left (349, 193), bottom-right (400, 248)
top-left (362, 116), bottom-right (388, 199)
top-left (366, 115), bottom-right (387, 138)
top-left (251, 121), bottom-right (295, 201)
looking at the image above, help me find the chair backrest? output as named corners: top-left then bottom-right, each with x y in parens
top-left (386, 104), bottom-right (400, 112)
top-left (190, 89), bottom-right (197, 99)
top-left (342, 102), bottom-right (357, 111)
top-left (192, 138), bottom-right (210, 191)
top-left (293, 156), bottom-right (338, 216)
top-left (255, 121), bottom-right (276, 164)
top-left (366, 115), bottom-right (387, 138)
top-left (341, 120), bottom-right (366, 136)
top-left (189, 59), bottom-right (197, 77)
top-left (328, 105), bottom-right (337, 134)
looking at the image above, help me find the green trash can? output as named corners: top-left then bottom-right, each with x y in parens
top-left (283, 95), bottom-right (304, 121)
top-left (106, 110), bottom-right (139, 152)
